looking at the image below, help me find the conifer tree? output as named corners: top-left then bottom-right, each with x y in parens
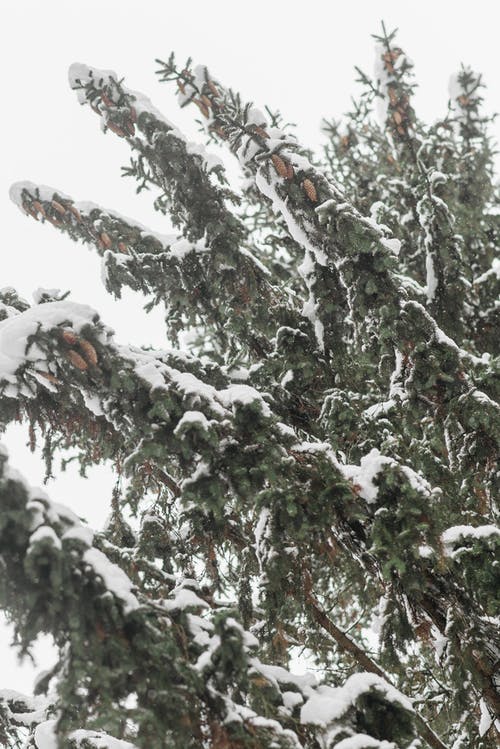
top-left (1, 25), bottom-right (498, 749)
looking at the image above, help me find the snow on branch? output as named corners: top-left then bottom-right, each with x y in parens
top-left (441, 524), bottom-right (499, 556)
top-left (0, 296), bottom-right (290, 523)
top-left (9, 180), bottom-right (178, 256)
top-left (35, 720), bottom-right (139, 749)
top-left (0, 442), bottom-right (139, 614)
top-left (372, 24), bottom-right (418, 140)
top-left (9, 181), bottom-right (308, 359)
top-left (1, 448), bottom-right (421, 749)
top-left (4, 32), bottom-right (500, 748)
top-left (68, 63), bottom-right (223, 175)
top-left (67, 62), bottom-right (242, 244)
top-left (0, 298), bottom-right (108, 399)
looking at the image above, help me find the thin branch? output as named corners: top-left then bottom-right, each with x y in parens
top-left (303, 591), bottom-right (449, 749)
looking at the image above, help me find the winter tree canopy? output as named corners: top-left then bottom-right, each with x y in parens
top-left (1, 24), bottom-right (499, 749)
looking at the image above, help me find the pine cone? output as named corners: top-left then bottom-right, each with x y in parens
top-left (32, 201), bottom-right (46, 218)
top-left (61, 329), bottom-right (78, 345)
top-left (207, 80), bottom-right (220, 98)
top-left (67, 349), bottom-right (88, 370)
top-left (100, 232), bottom-right (113, 249)
top-left (302, 178), bottom-right (318, 202)
top-left (195, 99), bottom-right (210, 118)
top-left (271, 154), bottom-right (291, 179)
top-left (79, 339), bottom-right (98, 366)
top-left (106, 121), bottom-right (126, 138)
top-left (51, 200), bottom-right (66, 215)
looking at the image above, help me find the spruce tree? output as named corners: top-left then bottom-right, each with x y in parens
top-left (1, 25), bottom-right (499, 749)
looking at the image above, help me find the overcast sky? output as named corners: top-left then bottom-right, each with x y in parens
top-left (1, 0), bottom-right (499, 695)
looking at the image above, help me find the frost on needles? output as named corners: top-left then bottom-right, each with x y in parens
top-left (2, 23), bottom-right (499, 749)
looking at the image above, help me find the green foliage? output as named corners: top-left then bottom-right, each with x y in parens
top-left (1, 23), bottom-right (499, 749)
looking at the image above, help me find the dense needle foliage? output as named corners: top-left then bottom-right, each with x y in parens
top-left (1, 25), bottom-right (498, 749)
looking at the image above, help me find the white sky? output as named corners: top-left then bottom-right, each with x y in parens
top-left (1, 0), bottom-right (499, 697)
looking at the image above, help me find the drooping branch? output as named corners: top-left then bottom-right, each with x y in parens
top-left (155, 58), bottom-right (354, 364)
top-left (1, 447), bottom-right (427, 749)
top-left (66, 64), bottom-right (331, 364)
top-left (3, 34), bottom-right (499, 748)
top-left (302, 589), bottom-right (449, 749)
top-left (1, 296), bottom-right (497, 722)
top-left (156, 56), bottom-right (498, 437)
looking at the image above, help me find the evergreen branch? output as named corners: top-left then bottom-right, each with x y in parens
top-left (8, 180), bottom-right (232, 351)
top-left (67, 64), bottom-right (282, 357)
top-left (0, 297), bottom-right (269, 487)
top-left (3, 299), bottom-right (494, 719)
top-left (0, 450), bottom-right (299, 747)
top-left (10, 180), bottom-right (337, 419)
top-left (302, 589), bottom-right (449, 749)
top-left (260, 437), bottom-right (500, 724)
top-left (4, 35), bottom-right (499, 748)
top-left (11, 181), bottom-right (323, 373)
top-left (4, 292), bottom-right (491, 732)
top-left (155, 55), bottom-right (474, 379)
top-left (155, 57), bottom-right (353, 366)
top-left (0, 689), bottom-right (52, 747)
top-left (1, 448), bottom-right (425, 749)
top-left (372, 31), bottom-right (468, 342)
top-left (171, 65), bottom-right (500, 452)
top-left (230, 111), bottom-right (498, 451)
